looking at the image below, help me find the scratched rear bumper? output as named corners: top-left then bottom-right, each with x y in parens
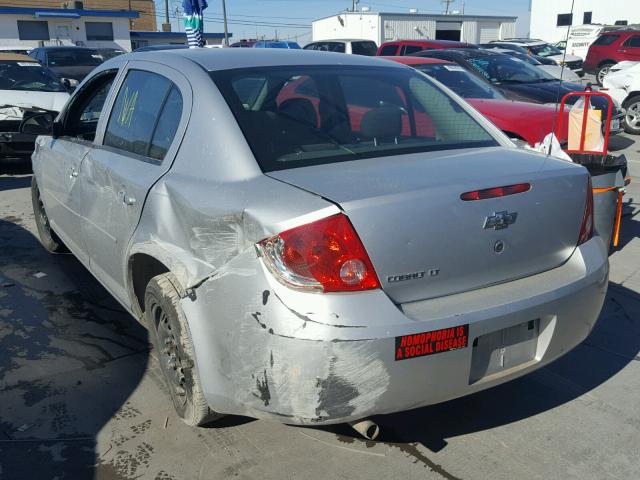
top-left (180, 236), bottom-right (608, 425)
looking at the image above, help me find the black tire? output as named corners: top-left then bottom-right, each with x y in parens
top-left (622, 95), bottom-right (640, 135)
top-left (596, 62), bottom-right (615, 86)
top-left (31, 177), bottom-right (68, 253)
top-left (145, 272), bottom-right (223, 427)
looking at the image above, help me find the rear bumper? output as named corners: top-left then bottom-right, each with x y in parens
top-left (182, 236), bottom-right (608, 425)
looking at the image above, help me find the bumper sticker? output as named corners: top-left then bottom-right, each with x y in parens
top-left (395, 325), bottom-right (469, 361)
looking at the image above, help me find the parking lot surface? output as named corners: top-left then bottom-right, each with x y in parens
top-left (0, 134), bottom-right (639, 480)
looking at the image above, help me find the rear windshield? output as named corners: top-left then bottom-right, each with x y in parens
top-left (48, 49), bottom-right (103, 66)
top-left (592, 34), bottom-right (620, 46)
top-left (351, 41), bottom-right (378, 56)
top-left (211, 65), bottom-right (498, 172)
top-left (528, 43), bottom-right (563, 57)
top-left (466, 55), bottom-right (556, 84)
top-left (0, 60), bottom-right (66, 92)
top-left (414, 64), bottom-right (504, 100)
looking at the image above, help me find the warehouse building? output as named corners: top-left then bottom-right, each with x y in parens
top-left (0, 6), bottom-right (137, 51)
top-left (530, 0), bottom-right (640, 42)
top-left (312, 11), bottom-right (517, 45)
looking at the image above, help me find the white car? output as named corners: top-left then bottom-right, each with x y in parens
top-left (0, 53), bottom-right (69, 165)
top-left (603, 61), bottom-right (640, 134)
top-left (303, 39), bottom-right (378, 56)
top-left (492, 39), bottom-right (584, 76)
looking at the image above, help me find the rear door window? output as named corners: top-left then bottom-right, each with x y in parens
top-left (379, 44), bottom-right (398, 56)
top-left (104, 70), bottom-right (176, 159)
top-left (402, 45), bottom-right (426, 55)
top-left (148, 87), bottom-right (183, 160)
top-left (623, 35), bottom-right (640, 48)
top-left (351, 41), bottom-right (377, 56)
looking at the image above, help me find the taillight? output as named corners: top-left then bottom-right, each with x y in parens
top-left (257, 213), bottom-right (381, 293)
top-left (460, 183), bottom-right (531, 201)
top-left (578, 176), bottom-right (594, 245)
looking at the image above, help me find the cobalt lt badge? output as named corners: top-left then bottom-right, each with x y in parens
top-left (484, 211), bottom-right (517, 230)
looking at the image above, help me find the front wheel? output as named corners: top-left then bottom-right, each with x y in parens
top-left (145, 272), bottom-right (223, 427)
top-left (31, 177), bottom-right (68, 253)
top-left (622, 95), bottom-right (640, 135)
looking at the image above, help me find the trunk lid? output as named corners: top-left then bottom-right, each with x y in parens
top-left (267, 147), bottom-right (589, 304)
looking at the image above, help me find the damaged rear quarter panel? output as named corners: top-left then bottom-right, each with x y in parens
top-left (178, 251), bottom-right (401, 423)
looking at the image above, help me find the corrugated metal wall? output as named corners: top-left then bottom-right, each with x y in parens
top-left (461, 21), bottom-right (477, 43)
top-left (382, 16), bottom-right (436, 43)
top-left (501, 22), bottom-right (516, 39)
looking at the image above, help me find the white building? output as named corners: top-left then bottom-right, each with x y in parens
top-left (0, 6), bottom-right (137, 51)
top-left (530, 0), bottom-right (640, 43)
top-left (312, 11), bottom-right (517, 45)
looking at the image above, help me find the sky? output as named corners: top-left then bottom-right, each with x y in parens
top-left (154, 0), bottom-right (532, 44)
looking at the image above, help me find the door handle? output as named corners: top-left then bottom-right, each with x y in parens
top-left (123, 195), bottom-right (136, 206)
top-left (70, 167), bottom-right (78, 178)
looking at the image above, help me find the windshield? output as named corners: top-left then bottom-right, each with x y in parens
top-left (414, 63), bottom-right (504, 100)
top-left (528, 43), bottom-right (562, 57)
top-left (0, 61), bottom-right (66, 92)
top-left (212, 65), bottom-right (497, 172)
top-left (48, 49), bottom-right (103, 66)
top-left (466, 55), bottom-right (556, 84)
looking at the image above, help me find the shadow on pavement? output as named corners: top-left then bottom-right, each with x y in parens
top-left (0, 218), bottom-right (149, 480)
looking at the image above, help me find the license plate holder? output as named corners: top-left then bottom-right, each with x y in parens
top-left (469, 319), bottom-right (539, 384)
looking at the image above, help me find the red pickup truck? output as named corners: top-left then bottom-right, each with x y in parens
top-left (377, 40), bottom-right (477, 56)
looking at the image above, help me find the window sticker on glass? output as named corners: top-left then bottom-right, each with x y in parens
top-left (443, 65), bottom-right (465, 71)
top-left (17, 62), bottom-right (39, 67)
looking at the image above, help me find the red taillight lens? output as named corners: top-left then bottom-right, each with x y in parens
top-left (257, 214), bottom-right (381, 293)
top-left (461, 183), bottom-right (531, 201)
top-left (578, 176), bottom-right (594, 245)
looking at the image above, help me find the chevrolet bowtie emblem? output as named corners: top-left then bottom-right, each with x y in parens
top-left (484, 211), bottom-right (517, 230)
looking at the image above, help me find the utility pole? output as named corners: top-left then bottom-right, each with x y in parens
top-left (221, 0), bottom-right (229, 46)
top-left (163, 0), bottom-right (171, 31)
top-left (441, 0), bottom-right (454, 15)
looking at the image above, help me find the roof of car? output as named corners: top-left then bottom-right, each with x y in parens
top-left (34, 46), bottom-right (98, 51)
top-left (382, 39), bottom-right (472, 46)
top-left (382, 56), bottom-right (452, 65)
top-left (0, 53), bottom-right (37, 62)
top-left (307, 39), bottom-right (372, 43)
top-left (126, 48), bottom-right (407, 71)
top-left (417, 48), bottom-right (498, 58)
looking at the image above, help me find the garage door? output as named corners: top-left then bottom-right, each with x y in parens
top-left (479, 22), bottom-right (500, 43)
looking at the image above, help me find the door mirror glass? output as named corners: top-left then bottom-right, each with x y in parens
top-left (20, 113), bottom-right (54, 135)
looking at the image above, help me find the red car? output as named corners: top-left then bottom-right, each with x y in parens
top-left (377, 39), bottom-right (477, 57)
top-left (385, 56), bottom-right (569, 146)
top-left (584, 29), bottom-right (640, 85)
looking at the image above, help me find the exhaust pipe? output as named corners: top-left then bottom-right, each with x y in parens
top-left (348, 419), bottom-right (380, 440)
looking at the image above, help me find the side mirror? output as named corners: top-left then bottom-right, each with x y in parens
top-left (20, 113), bottom-right (55, 136)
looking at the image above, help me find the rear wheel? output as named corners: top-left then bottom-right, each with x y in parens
top-left (596, 62), bottom-right (615, 86)
top-left (622, 95), bottom-right (640, 135)
top-left (145, 272), bottom-right (223, 427)
top-left (31, 177), bottom-right (68, 253)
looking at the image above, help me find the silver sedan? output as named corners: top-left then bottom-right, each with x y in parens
top-left (28, 49), bottom-right (608, 432)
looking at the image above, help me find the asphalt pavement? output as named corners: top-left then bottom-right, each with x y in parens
top-left (0, 134), bottom-right (639, 480)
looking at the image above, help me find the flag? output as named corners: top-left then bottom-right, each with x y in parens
top-left (183, 0), bottom-right (208, 48)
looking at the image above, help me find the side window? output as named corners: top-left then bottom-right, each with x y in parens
top-left (379, 44), bottom-right (398, 56)
top-left (402, 45), bottom-right (425, 55)
top-left (65, 72), bottom-right (116, 141)
top-left (103, 70), bottom-right (176, 159)
top-left (148, 87), bottom-right (183, 160)
top-left (624, 35), bottom-right (640, 48)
